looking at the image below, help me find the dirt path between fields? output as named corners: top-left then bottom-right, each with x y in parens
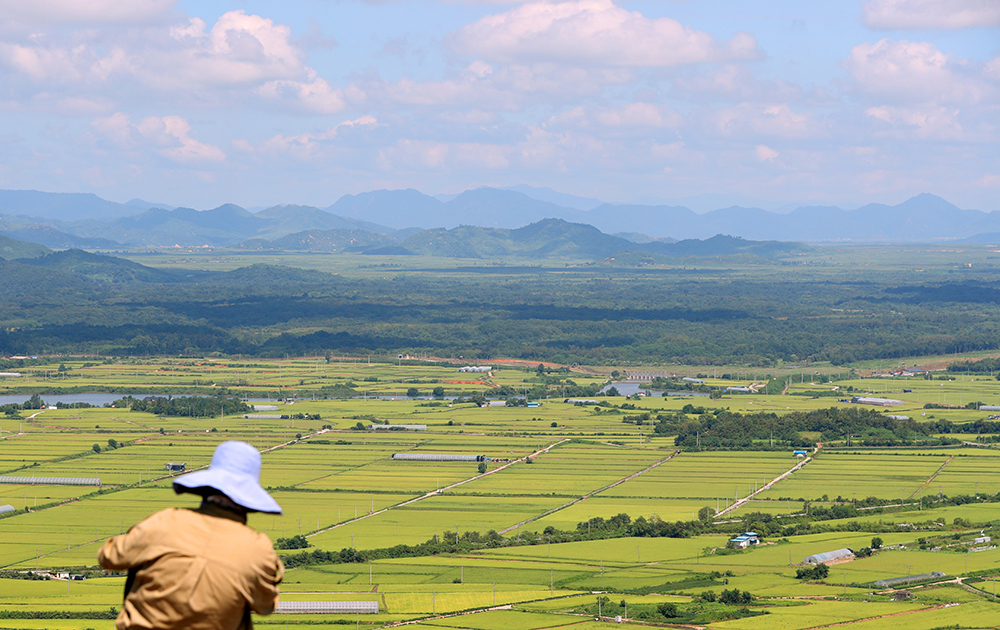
top-left (715, 447), bottom-right (819, 519)
top-left (908, 455), bottom-right (954, 499)
top-left (306, 439), bottom-right (571, 539)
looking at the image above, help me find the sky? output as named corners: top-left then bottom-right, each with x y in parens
top-left (0, 0), bottom-right (997, 212)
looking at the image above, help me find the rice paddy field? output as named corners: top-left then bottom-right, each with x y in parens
top-left (1, 358), bottom-right (1000, 628)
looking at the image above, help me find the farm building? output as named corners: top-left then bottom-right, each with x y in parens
top-left (242, 414), bottom-right (290, 419)
top-left (0, 504), bottom-right (14, 515)
top-left (392, 453), bottom-right (485, 462)
top-left (0, 476), bottom-right (100, 486)
top-left (793, 450), bottom-right (808, 458)
top-left (726, 386), bottom-right (752, 393)
top-left (885, 414), bottom-right (910, 420)
top-left (981, 406), bottom-right (1000, 411)
top-left (457, 366), bottom-right (492, 373)
top-left (482, 401), bottom-right (507, 407)
top-left (729, 532), bottom-right (759, 548)
top-left (682, 377), bottom-right (705, 383)
top-left (165, 462), bottom-right (186, 472)
top-left (252, 404), bottom-right (279, 411)
top-left (369, 424), bottom-right (427, 431)
top-left (803, 548), bottom-right (854, 564)
top-left (873, 572), bottom-right (945, 588)
top-left (850, 396), bottom-right (903, 406)
top-left (0, 372), bottom-right (20, 377)
top-left (276, 601), bottom-right (379, 614)
top-left (564, 398), bottom-right (600, 404)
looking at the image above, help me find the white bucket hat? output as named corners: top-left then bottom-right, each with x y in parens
top-left (173, 441), bottom-right (282, 514)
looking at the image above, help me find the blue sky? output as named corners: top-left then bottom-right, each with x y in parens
top-left (0, 0), bottom-right (996, 211)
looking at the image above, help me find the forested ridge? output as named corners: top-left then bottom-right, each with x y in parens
top-left (1, 248), bottom-right (999, 364)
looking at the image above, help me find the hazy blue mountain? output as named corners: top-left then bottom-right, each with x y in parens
top-left (93, 204), bottom-right (263, 246)
top-left (1, 226), bottom-right (120, 249)
top-left (253, 204), bottom-right (400, 239)
top-left (399, 218), bottom-right (809, 260)
top-left (327, 189), bottom-right (441, 229)
top-left (0, 189), bottom-right (140, 221)
top-left (124, 198), bottom-right (173, 211)
top-left (401, 218), bottom-right (630, 259)
top-left (962, 233), bottom-right (1000, 244)
top-left (0, 187), bottom-right (995, 246)
top-left (439, 188), bottom-right (588, 228)
top-left (502, 185), bottom-right (604, 211)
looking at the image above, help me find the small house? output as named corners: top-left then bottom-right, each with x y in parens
top-left (165, 462), bottom-right (186, 472)
top-left (729, 532), bottom-right (759, 548)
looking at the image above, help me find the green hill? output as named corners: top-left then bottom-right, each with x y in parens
top-left (238, 229), bottom-right (398, 252)
top-left (0, 234), bottom-right (51, 260)
top-left (18, 249), bottom-right (180, 283)
top-left (402, 219), bottom-right (632, 259)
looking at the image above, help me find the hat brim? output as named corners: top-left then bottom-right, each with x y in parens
top-left (173, 468), bottom-right (282, 514)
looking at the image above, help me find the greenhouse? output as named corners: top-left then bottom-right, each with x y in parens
top-left (276, 601), bottom-right (379, 614)
top-left (0, 476), bottom-right (101, 486)
top-left (803, 548), bottom-right (854, 564)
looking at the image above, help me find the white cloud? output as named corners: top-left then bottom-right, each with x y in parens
top-left (843, 39), bottom-right (987, 104)
top-left (153, 11), bottom-right (306, 89)
top-left (243, 116), bottom-right (379, 160)
top-left (755, 145), bottom-right (779, 161)
top-left (257, 76), bottom-right (346, 114)
top-left (546, 102), bottom-right (683, 134)
top-left (709, 103), bottom-right (822, 140)
top-left (863, 0), bottom-right (1000, 29)
top-left (0, 0), bottom-right (175, 25)
top-left (672, 64), bottom-right (803, 103)
top-left (92, 112), bottom-right (225, 163)
top-left (0, 10), bottom-right (341, 114)
top-left (377, 138), bottom-right (514, 172)
top-left (451, 0), bottom-right (757, 68)
top-left (866, 105), bottom-right (963, 139)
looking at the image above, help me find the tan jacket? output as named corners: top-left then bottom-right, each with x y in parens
top-left (98, 504), bottom-right (284, 630)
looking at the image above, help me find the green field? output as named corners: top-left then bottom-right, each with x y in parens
top-left (3, 358), bottom-right (1000, 628)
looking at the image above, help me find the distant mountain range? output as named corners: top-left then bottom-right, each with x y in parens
top-left (0, 187), bottom-right (995, 249)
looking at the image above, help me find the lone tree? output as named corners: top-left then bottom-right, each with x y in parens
top-left (657, 602), bottom-right (679, 618)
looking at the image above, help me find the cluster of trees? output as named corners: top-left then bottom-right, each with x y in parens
top-left (795, 564), bottom-right (830, 580)
top-left (274, 535), bottom-right (309, 550)
top-left (108, 395), bottom-right (251, 417)
top-left (667, 406), bottom-right (956, 449)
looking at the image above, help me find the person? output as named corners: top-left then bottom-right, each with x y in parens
top-left (98, 441), bottom-right (285, 630)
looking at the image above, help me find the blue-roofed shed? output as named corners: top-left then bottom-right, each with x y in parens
top-left (729, 532), bottom-right (759, 548)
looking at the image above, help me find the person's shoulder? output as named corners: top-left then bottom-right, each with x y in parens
top-left (136, 507), bottom-right (185, 526)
